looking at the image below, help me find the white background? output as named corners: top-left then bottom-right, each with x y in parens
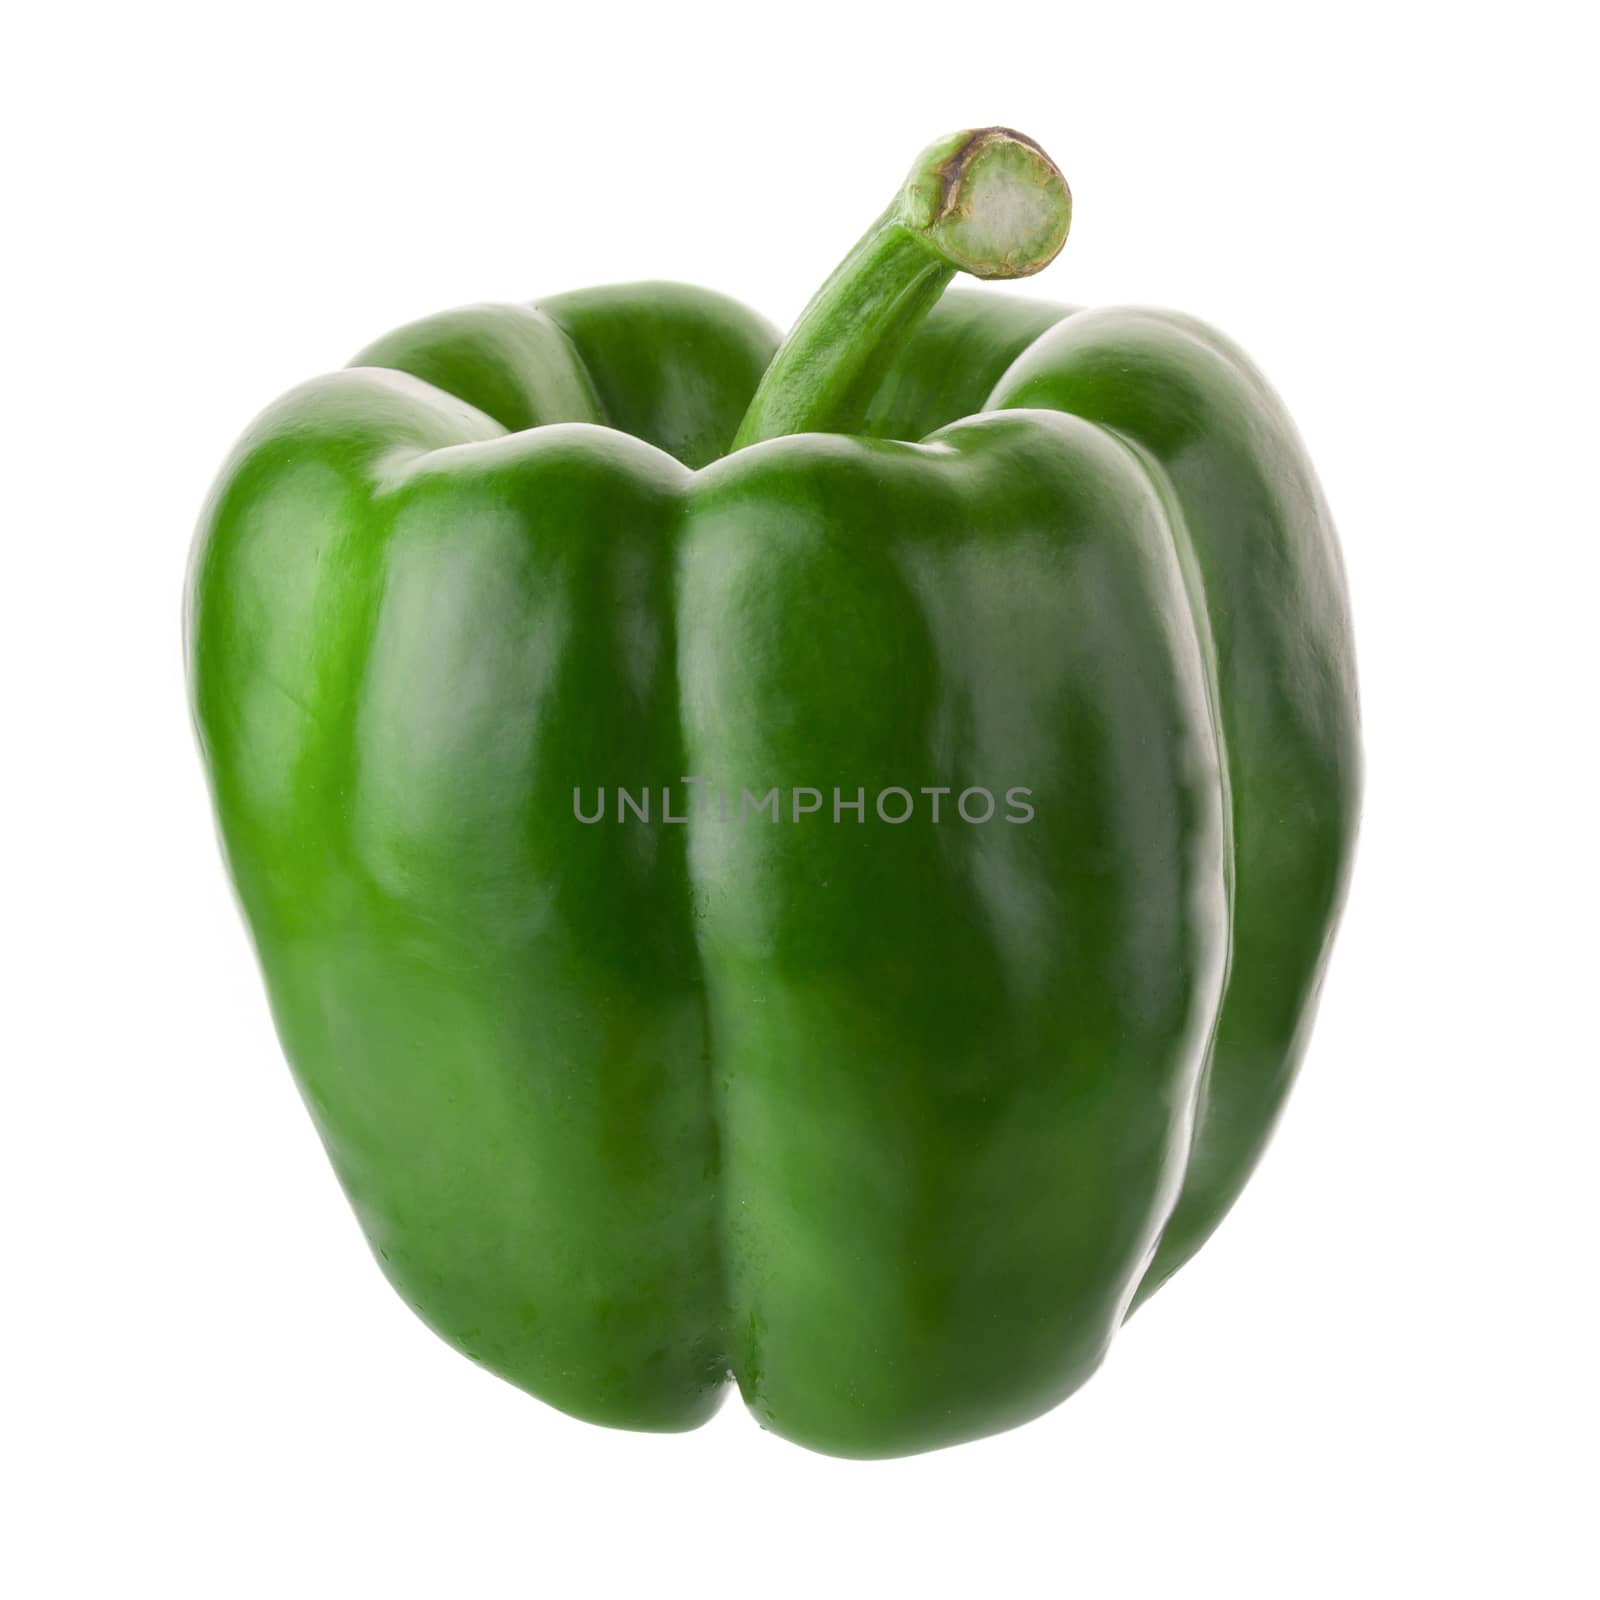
top-left (5, 2), bottom-right (1596, 1594)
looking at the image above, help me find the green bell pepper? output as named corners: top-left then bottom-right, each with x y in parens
top-left (187, 128), bottom-right (1359, 1457)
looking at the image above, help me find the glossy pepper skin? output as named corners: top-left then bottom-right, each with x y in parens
top-left (187, 135), bottom-right (1359, 1458)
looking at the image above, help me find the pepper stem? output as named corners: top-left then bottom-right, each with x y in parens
top-left (731, 128), bottom-right (1071, 450)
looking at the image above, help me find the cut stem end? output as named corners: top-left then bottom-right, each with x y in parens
top-left (895, 127), bottom-right (1072, 280)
